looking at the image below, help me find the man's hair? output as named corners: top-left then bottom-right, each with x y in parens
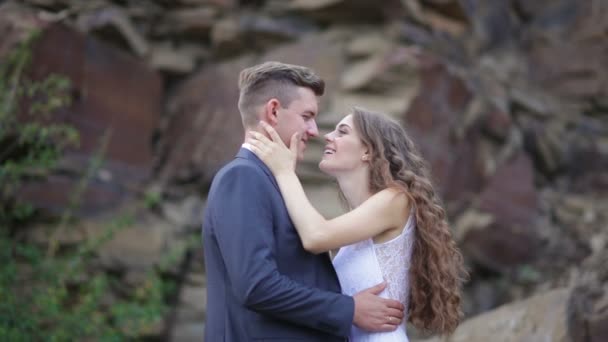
top-left (237, 61), bottom-right (325, 128)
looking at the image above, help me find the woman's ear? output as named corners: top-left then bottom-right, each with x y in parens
top-left (361, 146), bottom-right (371, 162)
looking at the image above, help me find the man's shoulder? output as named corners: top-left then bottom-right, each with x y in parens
top-left (216, 157), bottom-right (263, 178)
top-left (206, 157), bottom-right (277, 215)
top-left (210, 157), bottom-right (270, 191)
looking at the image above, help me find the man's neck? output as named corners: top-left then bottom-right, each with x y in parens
top-left (241, 126), bottom-right (259, 151)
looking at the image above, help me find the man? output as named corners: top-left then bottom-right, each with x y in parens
top-left (203, 61), bottom-right (404, 341)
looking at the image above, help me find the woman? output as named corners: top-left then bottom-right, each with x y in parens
top-left (247, 107), bottom-right (467, 341)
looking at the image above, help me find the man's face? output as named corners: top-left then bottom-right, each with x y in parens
top-left (273, 87), bottom-right (319, 160)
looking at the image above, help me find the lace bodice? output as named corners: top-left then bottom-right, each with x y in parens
top-left (332, 212), bottom-right (416, 341)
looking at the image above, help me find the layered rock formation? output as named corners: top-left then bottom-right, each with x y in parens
top-left (2, 0), bottom-right (607, 340)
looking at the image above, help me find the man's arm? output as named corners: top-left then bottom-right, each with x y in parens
top-left (211, 163), bottom-right (354, 336)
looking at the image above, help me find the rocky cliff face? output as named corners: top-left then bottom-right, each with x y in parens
top-left (3, 0), bottom-right (607, 341)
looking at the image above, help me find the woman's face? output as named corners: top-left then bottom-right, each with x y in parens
top-left (319, 114), bottom-right (369, 175)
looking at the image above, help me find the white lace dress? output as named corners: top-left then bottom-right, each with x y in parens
top-left (332, 212), bottom-right (416, 342)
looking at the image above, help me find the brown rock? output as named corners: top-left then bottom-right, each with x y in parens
top-left (147, 42), bottom-right (203, 74)
top-left (442, 282), bottom-right (608, 340)
top-left (589, 314), bottom-right (608, 342)
top-left (75, 6), bottom-right (149, 56)
top-left (19, 175), bottom-right (128, 217)
top-left (174, 0), bottom-right (236, 8)
top-left (417, 288), bottom-right (570, 342)
top-left (178, 285), bottom-right (207, 314)
top-left (158, 55), bottom-right (254, 188)
top-left (155, 7), bottom-right (217, 38)
top-left (27, 220), bottom-right (88, 246)
top-left (325, 83), bottom-right (420, 127)
top-left (97, 216), bottom-right (168, 271)
top-left (520, 117), bottom-right (563, 176)
top-left (568, 284), bottom-right (608, 342)
top-left (266, 0), bottom-right (404, 23)
top-left (341, 45), bottom-right (421, 92)
top-left (529, 42), bottom-right (607, 101)
top-left (462, 152), bottom-right (541, 271)
top-left (0, 2), bottom-right (48, 58)
top-left (161, 195), bottom-right (206, 234)
top-left (210, 12), bottom-right (317, 58)
top-left (482, 107), bottom-right (512, 141)
top-left (403, 58), bottom-right (482, 210)
top-left (170, 322), bottom-right (206, 342)
top-left (34, 24), bottom-right (161, 176)
top-left (564, 125), bottom-right (608, 193)
top-left (16, 23), bottom-right (161, 216)
top-left (478, 152), bottom-right (538, 228)
top-left (346, 31), bottom-right (392, 58)
top-left (401, 0), bottom-right (467, 37)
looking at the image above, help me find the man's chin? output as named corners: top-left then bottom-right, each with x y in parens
top-left (296, 147), bottom-right (307, 160)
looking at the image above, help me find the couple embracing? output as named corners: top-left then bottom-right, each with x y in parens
top-left (202, 61), bottom-right (467, 341)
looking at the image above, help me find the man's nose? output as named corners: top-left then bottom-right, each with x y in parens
top-left (307, 120), bottom-right (319, 137)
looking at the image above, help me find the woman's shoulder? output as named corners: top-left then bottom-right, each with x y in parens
top-left (373, 188), bottom-right (410, 210)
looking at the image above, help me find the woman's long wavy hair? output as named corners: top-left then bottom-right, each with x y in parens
top-left (351, 107), bottom-right (468, 334)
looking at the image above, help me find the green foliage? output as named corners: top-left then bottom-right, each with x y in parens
top-left (0, 216), bottom-right (172, 341)
top-left (515, 264), bottom-right (542, 284)
top-left (0, 29), bottom-right (78, 225)
top-left (143, 190), bottom-right (162, 210)
top-left (0, 31), bottom-right (177, 341)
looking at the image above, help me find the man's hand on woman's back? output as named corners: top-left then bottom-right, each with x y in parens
top-left (352, 282), bottom-right (405, 332)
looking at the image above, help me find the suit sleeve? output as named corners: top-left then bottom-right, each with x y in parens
top-left (210, 164), bottom-right (354, 336)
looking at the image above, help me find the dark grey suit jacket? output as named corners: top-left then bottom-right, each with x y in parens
top-left (203, 148), bottom-right (354, 341)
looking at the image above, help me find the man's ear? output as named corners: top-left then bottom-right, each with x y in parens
top-left (263, 99), bottom-right (280, 126)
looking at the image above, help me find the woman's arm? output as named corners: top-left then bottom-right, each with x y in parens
top-left (275, 172), bottom-right (406, 253)
top-left (247, 123), bottom-right (408, 254)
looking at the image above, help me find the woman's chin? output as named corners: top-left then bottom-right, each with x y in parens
top-left (318, 160), bottom-right (335, 176)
